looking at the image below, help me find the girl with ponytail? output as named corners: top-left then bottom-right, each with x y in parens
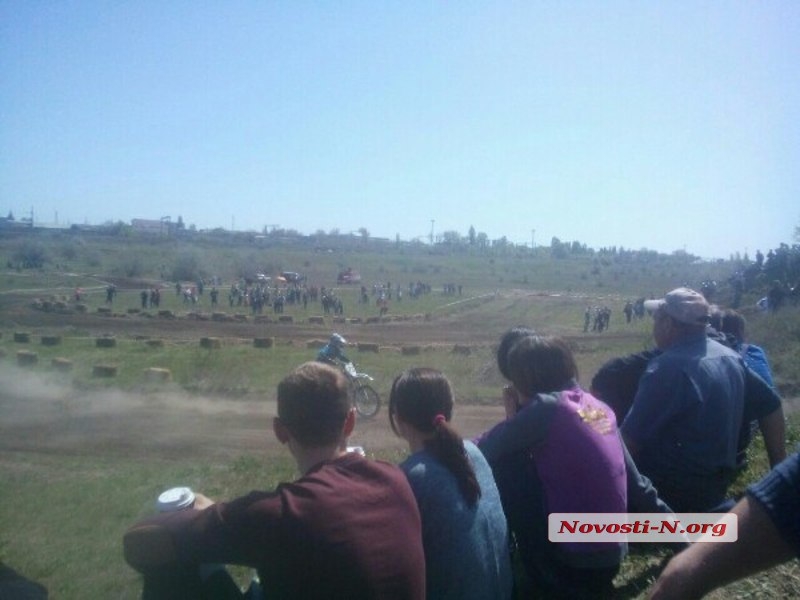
top-left (390, 368), bottom-right (513, 600)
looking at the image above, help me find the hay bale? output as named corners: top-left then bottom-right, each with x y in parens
top-left (308, 316), bottom-right (325, 325)
top-left (452, 344), bottom-right (472, 356)
top-left (254, 315), bottom-right (272, 323)
top-left (200, 337), bottom-right (221, 349)
top-left (97, 307), bottom-right (112, 315)
top-left (92, 364), bottom-right (118, 378)
top-left (357, 342), bottom-right (380, 353)
top-left (40, 335), bottom-right (62, 346)
top-left (365, 317), bottom-right (380, 324)
top-left (253, 337), bottom-right (274, 349)
top-left (401, 346), bottom-right (421, 356)
top-left (75, 303), bottom-right (88, 313)
top-left (332, 316), bottom-right (346, 324)
top-left (95, 336), bottom-right (116, 348)
top-left (145, 339), bottom-right (165, 348)
top-left (306, 339), bottom-right (327, 349)
top-left (52, 357), bottom-right (73, 371)
top-left (13, 332), bottom-right (30, 343)
top-left (278, 315), bottom-right (294, 324)
top-left (212, 312), bottom-right (229, 322)
top-left (16, 350), bottom-right (38, 366)
top-left (348, 317), bottom-right (363, 324)
top-left (128, 308), bottom-right (141, 314)
top-left (144, 367), bottom-right (172, 382)
top-left (158, 310), bottom-right (176, 319)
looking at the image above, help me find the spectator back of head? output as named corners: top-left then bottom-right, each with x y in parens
top-left (277, 362), bottom-right (350, 447)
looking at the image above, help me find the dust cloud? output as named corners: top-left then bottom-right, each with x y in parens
top-left (0, 365), bottom-right (277, 460)
top-left (0, 365), bottom-right (503, 461)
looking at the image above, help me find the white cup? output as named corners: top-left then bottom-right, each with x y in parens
top-left (156, 487), bottom-right (196, 512)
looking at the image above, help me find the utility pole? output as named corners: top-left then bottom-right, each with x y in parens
top-left (430, 219), bottom-right (435, 245)
top-left (531, 229), bottom-right (536, 249)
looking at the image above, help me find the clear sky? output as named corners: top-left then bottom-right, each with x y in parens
top-left (2, 2), bottom-right (798, 259)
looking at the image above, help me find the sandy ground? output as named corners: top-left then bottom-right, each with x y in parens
top-left (0, 366), bottom-right (505, 462)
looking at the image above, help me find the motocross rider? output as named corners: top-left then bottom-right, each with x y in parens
top-left (317, 333), bottom-right (351, 368)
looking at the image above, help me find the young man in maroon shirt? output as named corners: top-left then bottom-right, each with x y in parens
top-left (124, 362), bottom-right (426, 599)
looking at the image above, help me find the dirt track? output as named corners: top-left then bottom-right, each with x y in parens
top-left (0, 285), bottom-right (612, 463)
top-left (0, 366), bottom-right (505, 462)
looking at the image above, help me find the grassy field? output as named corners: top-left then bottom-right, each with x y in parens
top-left (1, 230), bottom-right (799, 598)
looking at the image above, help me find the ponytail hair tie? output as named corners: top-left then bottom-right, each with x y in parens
top-left (432, 414), bottom-right (446, 427)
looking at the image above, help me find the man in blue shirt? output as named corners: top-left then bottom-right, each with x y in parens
top-left (622, 288), bottom-right (750, 512)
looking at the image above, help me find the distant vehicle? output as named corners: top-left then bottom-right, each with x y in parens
top-left (337, 268), bottom-right (361, 284)
top-left (281, 271), bottom-right (305, 283)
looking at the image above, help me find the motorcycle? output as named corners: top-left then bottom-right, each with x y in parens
top-left (343, 362), bottom-right (381, 419)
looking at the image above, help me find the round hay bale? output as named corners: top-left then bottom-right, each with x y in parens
top-left (145, 339), bottom-right (165, 348)
top-left (348, 317), bottom-right (363, 324)
top-left (13, 332), bottom-right (30, 343)
top-left (200, 337), bottom-right (221, 349)
top-left (332, 316), bottom-right (346, 324)
top-left (96, 336), bottom-right (116, 348)
top-left (41, 335), bottom-right (62, 346)
top-left (97, 307), bottom-right (112, 315)
top-left (92, 364), bottom-right (118, 378)
top-left (233, 314), bottom-right (248, 322)
top-left (452, 344), bottom-right (472, 356)
top-left (357, 342), bottom-right (380, 353)
top-left (212, 312), bottom-right (228, 322)
top-left (278, 315), bottom-right (294, 324)
top-left (128, 308), bottom-right (141, 314)
top-left (51, 357), bottom-right (73, 371)
top-left (144, 367), bottom-right (172, 382)
top-left (308, 316), bottom-right (325, 325)
top-left (306, 339), bottom-right (326, 349)
top-left (253, 337), bottom-right (274, 348)
top-left (158, 310), bottom-right (176, 319)
top-left (365, 317), bottom-right (380, 324)
top-left (254, 315), bottom-right (272, 323)
top-left (16, 350), bottom-right (38, 366)
top-left (401, 346), bottom-right (421, 356)
top-left (75, 303), bottom-right (88, 313)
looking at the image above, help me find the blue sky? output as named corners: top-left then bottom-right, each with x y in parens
top-left (2, 2), bottom-right (798, 259)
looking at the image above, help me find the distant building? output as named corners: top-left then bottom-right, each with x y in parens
top-left (131, 218), bottom-right (173, 235)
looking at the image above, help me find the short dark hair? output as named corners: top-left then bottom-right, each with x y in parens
top-left (277, 362), bottom-right (350, 447)
top-left (507, 335), bottom-right (578, 397)
top-left (720, 309), bottom-right (746, 343)
top-left (496, 327), bottom-right (536, 381)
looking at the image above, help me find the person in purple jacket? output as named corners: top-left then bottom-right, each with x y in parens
top-left (478, 334), bottom-right (628, 599)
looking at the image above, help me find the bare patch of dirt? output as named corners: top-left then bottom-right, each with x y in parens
top-left (0, 366), bottom-right (505, 462)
